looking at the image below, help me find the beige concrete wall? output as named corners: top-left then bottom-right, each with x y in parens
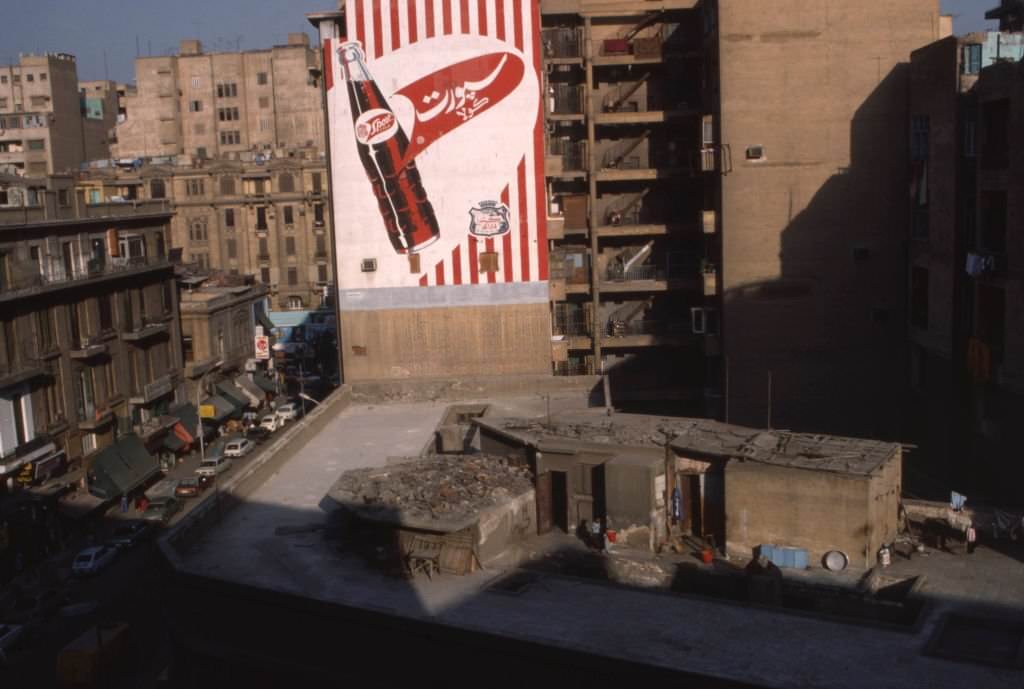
top-left (717, 1), bottom-right (941, 439)
top-left (113, 57), bottom-right (182, 158)
top-left (724, 460), bottom-right (875, 567)
top-left (867, 451), bottom-right (902, 559)
top-left (340, 303), bottom-right (553, 380)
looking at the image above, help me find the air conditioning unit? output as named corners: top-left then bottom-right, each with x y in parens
top-left (361, 258), bottom-right (377, 272)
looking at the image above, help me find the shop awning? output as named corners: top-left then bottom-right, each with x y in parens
top-left (162, 433), bottom-right (186, 452)
top-left (253, 372), bottom-right (279, 394)
top-left (256, 309), bottom-right (276, 333)
top-left (88, 435), bottom-right (160, 501)
top-left (201, 396), bottom-right (236, 423)
top-left (217, 382), bottom-right (253, 410)
top-left (234, 376), bottom-right (265, 406)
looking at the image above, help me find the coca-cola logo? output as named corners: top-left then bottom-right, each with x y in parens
top-left (354, 109), bottom-right (398, 145)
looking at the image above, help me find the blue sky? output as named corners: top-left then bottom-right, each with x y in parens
top-left (0, 1), bottom-right (996, 83)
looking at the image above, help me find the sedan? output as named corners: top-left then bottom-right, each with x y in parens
top-left (223, 437), bottom-right (253, 458)
top-left (141, 497), bottom-right (182, 524)
top-left (174, 475), bottom-right (212, 499)
top-left (109, 521), bottom-right (154, 549)
top-left (72, 545), bottom-right (118, 577)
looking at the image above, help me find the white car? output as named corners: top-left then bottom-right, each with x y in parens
top-left (72, 545), bottom-right (118, 576)
top-left (195, 455), bottom-right (233, 477)
top-left (223, 438), bottom-right (253, 458)
top-left (259, 414), bottom-right (281, 432)
top-left (275, 402), bottom-right (301, 422)
top-left (0, 623), bottom-right (25, 664)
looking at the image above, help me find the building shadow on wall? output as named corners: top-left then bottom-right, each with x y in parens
top-left (720, 66), bottom-right (912, 448)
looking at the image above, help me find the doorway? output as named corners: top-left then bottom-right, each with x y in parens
top-left (551, 471), bottom-right (568, 532)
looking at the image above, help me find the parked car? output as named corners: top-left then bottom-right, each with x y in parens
top-left (223, 437), bottom-right (253, 458)
top-left (174, 475), bottom-right (212, 499)
top-left (259, 414), bottom-right (281, 432)
top-left (0, 623), bottom-right (25, 664)
top-left (141, 497), bottom-right (182, 524)
top-left (72, 546), bottom-right (118, 577)
top-left (195, 455), bottom-right (232, 478)
top-left (241, 410), bottom-right (261, 426)
top-left (246, 425), bottom-right (272, 442)
top-left (275, 402), bottom-right (302, 422)
top-left (109, 521), bottom-right (154, 549)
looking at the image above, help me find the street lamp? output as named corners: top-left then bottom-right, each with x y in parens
top-left (298, 393), bottom-right (320, 409)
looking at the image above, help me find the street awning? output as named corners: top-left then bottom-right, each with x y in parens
top-left (162, 433), bottom-right (186, 453)
top-left (256, 309), bottom-right (275, 333)
top-left (234, 376), bottom-right (265, 406)
top-left (253, 372), bottom-right (279, 394)
top-left (88, 435), bottom-right (160, 501)
top-left (201, 396), bottom-right (236, 423)
top-left (217, 382), bottom-right (253, 410)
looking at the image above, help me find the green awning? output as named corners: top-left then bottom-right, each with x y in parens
top-left (162, 433), bottom-right (186, 452)
top-left (256, 309), bottom-right (275, 333)
top-left (217, 382), bottom-right (251, 409)
top-left (171, 403), bottom-right (215, 440)
top-left (253, 373), bottom-right (279, 393)
top-left (201, 396), bottom-right (236, 422)
top-left (88, 435), bottom-right (160, 501)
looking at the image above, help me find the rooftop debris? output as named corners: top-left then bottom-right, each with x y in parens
top-left (330, 454), bottom-right (533, 530)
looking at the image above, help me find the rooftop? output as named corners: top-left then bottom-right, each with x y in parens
top-left (479, 411), bottom-right (901, 476)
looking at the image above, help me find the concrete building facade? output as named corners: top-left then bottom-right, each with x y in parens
top-left (112, 36), bottom-right (325, 161)
top-left (0, 54), bottom-right (100, 176)
top-left (0, 192), bottom-right (184, 495)
top-left (76, 154), bottom-right (333, 311)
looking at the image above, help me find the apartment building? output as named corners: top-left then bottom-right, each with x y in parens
top-left (0, 53), bottom-right (100, 176)
top-left (112, 35), bottom-right (324, 160)
top-left (0, 185), bottom-right (184, 496)
top-left (78, 80), bottom-right (129, 163)
top-left (314, 0), bottom-right (941, 435)
top-left (906, 27), bottom-right (1024, 502)
top-left (77, 154), bottom-right (333, 310)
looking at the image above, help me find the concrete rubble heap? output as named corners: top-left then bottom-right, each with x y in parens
top-left (331, 454), bottom-right (533, 527)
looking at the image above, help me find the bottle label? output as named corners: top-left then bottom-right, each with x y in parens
top-left (355, 109), bottom-right (399, 146)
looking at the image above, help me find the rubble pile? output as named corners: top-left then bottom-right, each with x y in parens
top-left (332, 454), bottom-right (533, 525)
top-left (501, 418), bottom-right (681, 447)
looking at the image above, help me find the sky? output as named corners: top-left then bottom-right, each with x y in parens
top-left (0, 0), bottom-right (997, 83)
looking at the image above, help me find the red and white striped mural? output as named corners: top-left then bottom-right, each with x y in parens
top-left (323, 0), bottom-right (548, 291)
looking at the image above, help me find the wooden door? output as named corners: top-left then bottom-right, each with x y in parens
top-left (536, 472), bottom-right (552, 534)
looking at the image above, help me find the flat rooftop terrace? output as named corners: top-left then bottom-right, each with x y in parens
top-left (176, 397), bottom-right (1024, 689)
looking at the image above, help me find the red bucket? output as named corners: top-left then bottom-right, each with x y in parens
top-left (700, 548), bottom-right (714, 564)
top-left (606, 529), bottom-right (617, 544)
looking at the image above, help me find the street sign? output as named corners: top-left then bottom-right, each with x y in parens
top-left (255, 325), bottom-right (264, 338)
top-left (199, 404), bottom-right (217, 419)
top-left (254, 335), bottom-right (270, 360)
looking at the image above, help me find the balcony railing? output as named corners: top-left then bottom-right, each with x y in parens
top-left (554, 359), bottom-right (594, 377)
top-left (553, 315), bottom-right (589, 337)
top-left (542, 28), bottom-right (581, 60)
top-left (606, 320), bottom-right (685, 337)
top-left (1, 255), bottom-right (166, 297)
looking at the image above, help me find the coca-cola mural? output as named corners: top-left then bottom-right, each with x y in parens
top-left (324, 0), bottom-right (548, 289)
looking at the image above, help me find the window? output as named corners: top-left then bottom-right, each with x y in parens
top-left (227, 238), bottom-right (237, 259)
top-left (256, 72), bottom-right (268, 85)
top-left (161, 281), bottom-right (173, 313)
top-left (217, 106), bottom-right (240, 122)
top-left (317, 264), bottom-right (328, 283)
top-left (256, 207), bottom-right (268, 230)
top-left (220, 176), bottom-right (236, 195)
top-left (98, 294), bottom-right (113, 332)
top-left (312, 172), bottom-right (323, 193)
top-left (137, 287), bottom-right (148, 321)
top-left (216, 82), bottom-right (238, 98)
top-left (910, 115), bottom-right (929, 162)
top-left (315, 235), bottom-right (326, 256)
top-left (287, 267), bottom-right (298, 285)
top-left (224, 208), bottom-right (235, 228)
top-left (121, 291), bottom-right (134, 332)
top-left (11, 75), bottom-right (20, 84)
top-left (258, 237), bottom-right (269, 258)
top-left (39, 72), bottom-right (46, 82)
top-left (0, 76), bottom-right (6, 84)
top-left (36, 309), bottom-right (54, 353)
top-left (26, 74), bottom-right (33, 82)
top-left (259, 117), bottom-right (272, 132)
top-left (911, 267), bottom-right (929, 329)
top-left (188, 100), bottom-right (202, 112)
top-left (191, 77), bottom-right (201, 89)
top-left (103, 360), bottom-right (116, 402)
top-left (194, 253), bottom-right (209, 269)
top-left (962, 44), bottom-right (982, 75)
top-left (150, 178), bottom-right (166, 199)
top-left (285, 237), bottom-right (296, 256)
top-left (278, 173), bottom-right (294, 193)
top-left (283, 206), bottom-right (294, 225)
top-left (155, 232), bottom-right (165, 258)
top-left (313, 203), bottom-right (324, 225)
top-left (188, 218), bottom-right (208, 241)
top-left (45, 359), bottom-right (63, 422)
top-left (260, 267), bottom-right (270, 283)
top-left (258, 96), bottom-right (270, 109)
top-left (0, 98), bottom-right (6, 109)
top-left (186, 178), bottom-right (205, 196)
top-left (287, 296), bottom-right (303, 309)
top-left (182, 336), bottom-right (194, 363)
top-left (76, 368), bottom-right (96, 421)
top-left (82, 433), bottom-right (97, 455)
top-left (220, 130), bottom-right (241, 145)
top-left (30, 95), bottom-right (48, 108)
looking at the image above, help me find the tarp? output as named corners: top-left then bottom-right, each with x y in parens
top-left (234, 376), bottom-right (265, 405)
top-left (88, 435), bottom-right (160, 501)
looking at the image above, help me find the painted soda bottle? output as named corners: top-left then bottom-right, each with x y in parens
top-left (338, 42), bottom-right (440, 255)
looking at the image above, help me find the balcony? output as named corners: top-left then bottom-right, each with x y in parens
top-left (122, 317), bottom-right (170, 342)
top-left (0, 344), bottom-right (45, 389)
top-left (596, 223), bottom-right (684, 238)
top-left (69, 336), bottom-right (109, 360)
top-left (78, 406), bottom-right (115, 431)
top-left (129, 373), bottom-right (175, 406)
top-left (593, 109), bottom-right (696, 126)
top-left (603, 320), bottom-right (690, 348)
top-left (0, 255), bottom-right (172, 304)
top-left (602, 261), bottom-right (697, 294)
top-left (0, 434), bottom-right (57, 475)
